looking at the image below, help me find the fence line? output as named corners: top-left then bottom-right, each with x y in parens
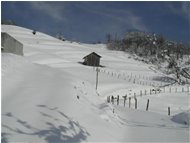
top-left (106, 85), bottom-right (189, 109)
top-left (100, 67), bottom-right (189, 116)
top-left (92, 67), bottom-right (181, 87)
top-left (107, 93), bottom-right (184, 116)
top-left (107, 86), bottom-right (190, 106)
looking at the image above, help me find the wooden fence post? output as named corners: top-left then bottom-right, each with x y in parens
top-left (145, 89), bottom-right (147, 95)
top-left (129, 97), bottom-right (131, 108)
top-left (96, 68), bottom-right (99, 90)
top-left (168, 107), bottom-right (170, 116)
top-left (134, 98), bottom-right (137, 109)
top-left (111, 96), bottom-right (113, 104)
top-left (117, 95), bottom-right (119, 106)
top-left (146, 99), bottom-right (149, 111)
top-left (107, 96), bottom-right (110, 103)
top-left (124, 96), bottom-right (126, 107)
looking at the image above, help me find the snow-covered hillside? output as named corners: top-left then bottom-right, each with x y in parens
top-left (2, 25), bottom-right (190, 142)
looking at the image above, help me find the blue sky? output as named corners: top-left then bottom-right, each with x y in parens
top-left (1, 1), bottom-right (190, 43)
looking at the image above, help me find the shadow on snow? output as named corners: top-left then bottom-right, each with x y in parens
top-left (2, 105), bottom-right (90, 143)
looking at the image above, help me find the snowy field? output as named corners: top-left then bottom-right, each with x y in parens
top-left (1, 25), bottom-right (190, 142)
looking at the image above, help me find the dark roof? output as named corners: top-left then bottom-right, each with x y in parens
top-left (83, 52), bottom-right (101, 59)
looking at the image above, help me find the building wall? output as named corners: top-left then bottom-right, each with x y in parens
top-left (1, 32), bottom-right (23, 56)
top-left (84, 54), bottom-right (100, 66)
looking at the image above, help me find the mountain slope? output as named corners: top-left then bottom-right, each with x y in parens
top-left (2, 25), bottom-right (189, 142)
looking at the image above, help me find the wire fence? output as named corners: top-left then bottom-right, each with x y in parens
top-left (92, 67), bottom-right (180, 87)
